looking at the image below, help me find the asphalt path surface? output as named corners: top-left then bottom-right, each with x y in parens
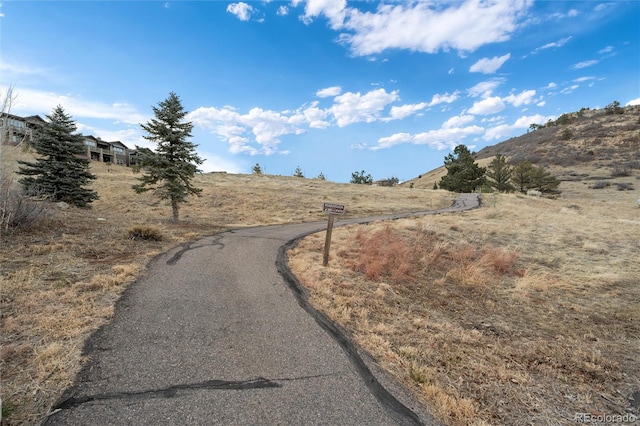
top-left (44, 194), bottom-right (480, 426)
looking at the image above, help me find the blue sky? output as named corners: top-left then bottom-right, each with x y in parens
top-left (1, 1), bottom-right (639, 182)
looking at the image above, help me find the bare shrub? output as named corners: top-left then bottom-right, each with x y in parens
top-left (127, 224), bottom-right (163, 241)
top-left (591, 181), bottom-right (610, 189)
top-left (611, 167), bottom-right (631, 177)
top-left (616, 182), bottom-right (634, 191)
top-left (1, 173), bottom-right (48, 232)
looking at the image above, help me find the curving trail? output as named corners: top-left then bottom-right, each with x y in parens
top-left (45, 194), bottom-right (480, 426)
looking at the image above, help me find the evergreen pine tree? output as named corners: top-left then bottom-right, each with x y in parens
top-left (486, 154), bottom-right (515, 193)
top-left (511, 162), bottom-right (535, 193)
top-left (133, 92), bottom-right (204, 223)
top-left (438, 144), bottom-right (486, 193)
top-left (511, 162), bottom-right (561, 195)
top-left (17, 105), bottom-right (98, 208)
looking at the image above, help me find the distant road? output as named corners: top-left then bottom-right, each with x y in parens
top-left (44, 194), bottom-right (480, 426)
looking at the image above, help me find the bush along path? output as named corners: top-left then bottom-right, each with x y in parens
top-left (44, 194), bottom-right (480, 426)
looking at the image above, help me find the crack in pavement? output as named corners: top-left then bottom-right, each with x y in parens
top-left (50, 372), bottom-right (346, 414)
top-left (51, 377), bottom-right (281, 411)
top-left (166, 235), bottom-right (225, 265)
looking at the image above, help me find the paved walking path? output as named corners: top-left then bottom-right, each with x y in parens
top-left (44, 194), bottom-right (480, 425)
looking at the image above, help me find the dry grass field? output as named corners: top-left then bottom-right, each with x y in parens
top-left (288, 175), bottom-right (640, 424)
top-left (0, 145), bottom-right (452, 424)
top-left (2, 105), bottom-right (639, 424)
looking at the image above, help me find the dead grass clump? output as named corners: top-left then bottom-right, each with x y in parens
top-left (349, 225), bottom-right (417, 284)
top-left (128, 224), bottom-right (163, 241)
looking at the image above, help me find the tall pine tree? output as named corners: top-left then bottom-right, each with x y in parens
top-left (133, 92), bottom-right (204, 223)
top-left (486, 154), bottom-right (515, 193)
top-left (438, 145), bottom-right (486, 193)
top-left (18, 105), bottom-right (98, 208)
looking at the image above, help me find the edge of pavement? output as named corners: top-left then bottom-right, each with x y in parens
top-left (275, 194), bottom-right (482, 426)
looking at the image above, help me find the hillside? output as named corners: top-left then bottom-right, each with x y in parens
top-left (403, 104), bottom-right (640, 190)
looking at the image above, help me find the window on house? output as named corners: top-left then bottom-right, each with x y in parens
top-left (113, 147), bottom-right (124, 154)
top-left (85, 140), bottom-right (97, 147)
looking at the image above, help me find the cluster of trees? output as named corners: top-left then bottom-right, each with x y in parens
top-left (13, 92), bottom-right (204, 223)
top-left (438, 145), bottom-right (560, 195)
top-left (529, 100), bottom-right (624, 131)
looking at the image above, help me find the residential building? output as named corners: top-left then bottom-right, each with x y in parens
top-left (1, 112), bottom-right (136, 167)
top-left (0, 113), bottom-right (46, 145)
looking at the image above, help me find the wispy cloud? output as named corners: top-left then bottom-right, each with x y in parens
top-left (572, 59), bottom-right (599, 69)
top-left (469, 53), bottom-right (511, 74)
top-left (531, 36), bottom-right (572, 54)
top-left (468, 79), bottom-right (504, 98)
top-left (316, 86), bottom-right (342, 98)
top-left (4, 86), bottom-right (148, 125)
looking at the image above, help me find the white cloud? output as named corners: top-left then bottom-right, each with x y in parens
top-left (386, 102), bottom-right (428, 121)
top-left (226, 2), bottom-right (254, 21)
top-left (544, 82), bottom-right (557, 89)
top-left (560, 84), bottom-right (579, 94)
top-left (572, 59), bottom-right (599, 69)
top-left (468, 96), bottom-right (505, 115)
top-left (626, 98), bottom-right (640, 106)
top-left (598, 45), bottom-right (613, 54)
top-left (331, 0), bottom-right (533, 56)
top-left (469, 53), bottom-right (511, 74)
top-left (316, 86), bottom-right (342, 98)
top-left (4, 86), bottom-right (148, 125)
top-left (0, 61), bottom-right (47, 76)
top-left (277, 5), bottom-right (289, 16)
top-left (468, 79), bottom-right (504, 98)
top-left (375, 124), bottom-right (484, 151)
top-left (376, 132), bottom-right (413, 149)
top-left (428, 91), bottom-right (460, 106)
top-left (483, 113), bottom-right (555, 140)
top-left (443, 114), bottom-right (475, 129)
top-left (573, 76), bottom-right (595, 83)
top-left (531, 36), bottom-right (572, 54)
top-left (330, 88), bottom-right (398, 127)
top-left (199, 151), bottom-right (245, 173)
top-left (189, 87), bottom-right (401, 153)
top-left (504, 89), bottom-right (536, 107)
top-left (298, 0), bottom-right (347, 29)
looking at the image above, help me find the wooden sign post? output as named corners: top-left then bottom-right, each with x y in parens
top-left (322, 203), bottom-right (345, 266)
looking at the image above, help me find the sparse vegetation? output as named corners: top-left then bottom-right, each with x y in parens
top-left (616, 182), bottom-right (634, 191)
top-left (1, 145), bottom-right (452, 425)
top-left (605, 100), bottom-right (624, 115)
top-left (350, 170), bottom-right (372, 184)
top-left (2, 103), bottom-right (640, 425)
top-left (127, 224), bottom-right (163, 241)
top-left (293, 165), bottom-right (304, 178)
top-left (289, 190), bottom-right (640, 425)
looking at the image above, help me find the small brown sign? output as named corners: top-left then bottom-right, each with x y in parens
top-left (323, 203), bottom-right (345, 215)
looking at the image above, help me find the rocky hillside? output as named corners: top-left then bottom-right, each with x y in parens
top-left (476, 104), bottom-right (640, 169)
top-left (404, 104), bottom-right (640, 190)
